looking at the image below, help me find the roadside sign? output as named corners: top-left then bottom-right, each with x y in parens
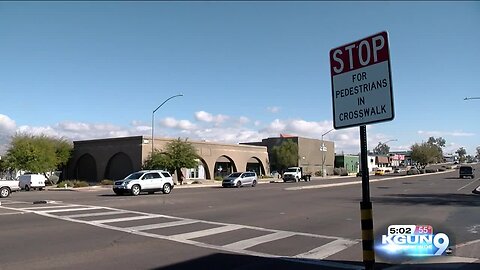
top-left (330, 31), bottom-right (394, 129)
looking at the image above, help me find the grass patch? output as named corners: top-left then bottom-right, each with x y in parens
top-left (100, 179), bottom-right (114, 185)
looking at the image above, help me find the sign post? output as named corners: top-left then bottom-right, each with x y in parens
top-left (330, 31), bottom-right (394, 270)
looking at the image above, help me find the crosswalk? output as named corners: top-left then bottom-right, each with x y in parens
top-left (0, 200), bottom-right (362, 269)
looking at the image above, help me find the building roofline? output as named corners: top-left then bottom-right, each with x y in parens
top-left (74, 135), bottom-right (267, 150)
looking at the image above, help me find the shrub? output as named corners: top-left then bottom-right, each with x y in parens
top-left (438, 167), bottom-right (446, 172)
top-left (425, 168), bottom-right (437, 173)
top-left (214, 176), bottom-right (223, 181)
top-left (57, 180), bottom-right (89, 188)
top-left (261, 175), bottom-right (273, 179)
top-left (334, 167), bottom-right (348, 176)
top-left (100, 179), bottom-right (114, 185)
top-left (314, 171), bottom-right (322, 177)
top-left (74, 181), bottom-right (89, 188)
top-left (190, 180), bottom-right (202, 184)
top-left (407, 169), bottom-right (420, 175)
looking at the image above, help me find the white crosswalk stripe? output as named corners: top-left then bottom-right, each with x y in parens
top-left (223, 231), bottom-right (295, 250)
top-left (1, 201), bottom-right (361, 269)
top-left (126, 220), bottom-right (198, 231)
top-left (172, 224), bottom-right (243, 240)
top-left (294, 239), bottom-right (359, 259)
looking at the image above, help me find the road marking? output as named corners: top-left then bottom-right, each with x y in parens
top-left (294, 239), bottom-right (359, 259)
top-left (0, 212), bottom-right (26, 216)
top-left (126, 220), bottom-right (198, 231)
top-left (172, 224), bottom-right (243, 240)
top-left (39, 207), bottom-right (103, 213)
top-left (92, 215), bottom-right (162, 224)
top-left (20, 205), bottom-right (83, 210)
top-left (223, 231), bottom-right (295, 250)
top-left (286, 170), bottom-right (453, 191)
top-left (0, 202), bottom-right (361, 269)
top-left (64, 211), bottom-right (129, 218)
top-left (457, 179), bottom-right (480, 191)
top-left (0, 200), bottom-right (30, 205)
top-left (456, 238), bottom-right (480, 248)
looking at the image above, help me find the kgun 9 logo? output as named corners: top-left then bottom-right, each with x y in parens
top-left (377, 225), bottom-right (450, 258)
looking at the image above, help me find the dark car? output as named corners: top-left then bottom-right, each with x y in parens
top-left (459, 165), bottom-right (475, 179)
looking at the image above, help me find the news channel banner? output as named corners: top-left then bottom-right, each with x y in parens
top-left (375, 224), bottom-right (453, 261)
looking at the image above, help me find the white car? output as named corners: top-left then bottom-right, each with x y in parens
top-left (0, 179), bottom-right (20, 198)
top-left (113, 170), bottom-right (174, 196)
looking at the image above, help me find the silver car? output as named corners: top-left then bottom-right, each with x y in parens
top-left (222, 172), bottom-right (257, 188)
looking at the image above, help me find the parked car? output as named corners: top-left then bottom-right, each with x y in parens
top-left (112, 170), bottom-right (174, 196)
top-left (375, 169), bottom-right (385, 176)
top-left (18, 174), bottom-right (46, 191)
top-left (459, 165), bottom-right (475, 179)
top-left (0, 179), bottom-right (20, 198)
top-left (222, 172), bottom-right (257, 188)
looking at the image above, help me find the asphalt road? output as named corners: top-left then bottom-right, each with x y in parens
top-left (1, 164), bottom-right (479, 270)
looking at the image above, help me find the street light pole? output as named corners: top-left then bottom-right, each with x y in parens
top-left (151, 94), bottom-right (184, 154)
top-left (321, 128), bottom-right (335, 177)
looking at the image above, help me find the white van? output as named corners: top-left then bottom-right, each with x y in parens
top-left (18, 174), bottom-right (46, 191)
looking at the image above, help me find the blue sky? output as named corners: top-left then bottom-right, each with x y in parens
top-left (0, 1), bottom-right (479, 156)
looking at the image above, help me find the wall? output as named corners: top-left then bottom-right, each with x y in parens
top-left (68, 136), bottom-right (269, 182)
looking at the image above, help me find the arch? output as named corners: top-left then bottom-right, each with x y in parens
top-left (246, 156), bottom-right (266, 176)
top-left (104, 152), bottom-right (134, 180)
top-left (74, 154), bottom-right (97, 182)
top-left (214, 155), bottom-right (237, 178)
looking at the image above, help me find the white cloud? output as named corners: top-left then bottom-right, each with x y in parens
top-left (160, 117), bottom-right (196, 131)
top-left (194, 111), bottom-right (229, 124)
top-left (0, 114), bottom-right (16, 131)
top-left (238, 116), bottom-right (249, 125)
top-left (267, 106), bottom-right (280, 113)
top-left (0, 114), bottom-right (16, 154)
top-left (418, 130), bottom-right (475, 137)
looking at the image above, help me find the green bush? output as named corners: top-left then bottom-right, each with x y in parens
top-left (407, 169), bottom-right (420, 175)
top-left (214, 176), bottom-right (223, 181)
top-left (100, 179), bottom-right (114, 185)
top-left (57, 180), bottom-right (89, 188)
top-left (261, 175), bottom-right (273, 179)
top-left (334, 168), bottom-right (348, 176)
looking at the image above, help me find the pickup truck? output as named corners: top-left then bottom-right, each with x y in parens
top-left (282, 167), bottom-right (312, 182)
top-left (0, 179), bottom-right (20, 198)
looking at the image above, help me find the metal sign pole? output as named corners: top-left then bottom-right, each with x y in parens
top-left (360, 125), bottom-right (375, 270)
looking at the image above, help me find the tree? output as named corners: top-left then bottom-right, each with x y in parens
top-left (4, 134), bottom-right (72, 184)
top-left (411, 142), bottom-right (443, 167)
top-left (270, 140), bottom-right (298, 172)
top-left (373, 142), bottom-right (390, 155)
top-left (142, 138), bottom-right (198, 182)
top-left (427, 137), bottom-right (446, 147)
top-left (476, 146), bottom-right (480, 160)
top-left (456, 147), bottom-right (467, 163)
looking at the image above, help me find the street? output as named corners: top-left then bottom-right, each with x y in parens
top-left (1, 165), bottom-right (479, 270)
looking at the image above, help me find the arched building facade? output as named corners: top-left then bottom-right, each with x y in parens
top-left (67, 136), bottom-right (269, 183)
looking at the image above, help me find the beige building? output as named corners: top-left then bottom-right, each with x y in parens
top-left (67, 136), bottom-right (269, 183)
top-left (241, 135), bottom-right (335, 176)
